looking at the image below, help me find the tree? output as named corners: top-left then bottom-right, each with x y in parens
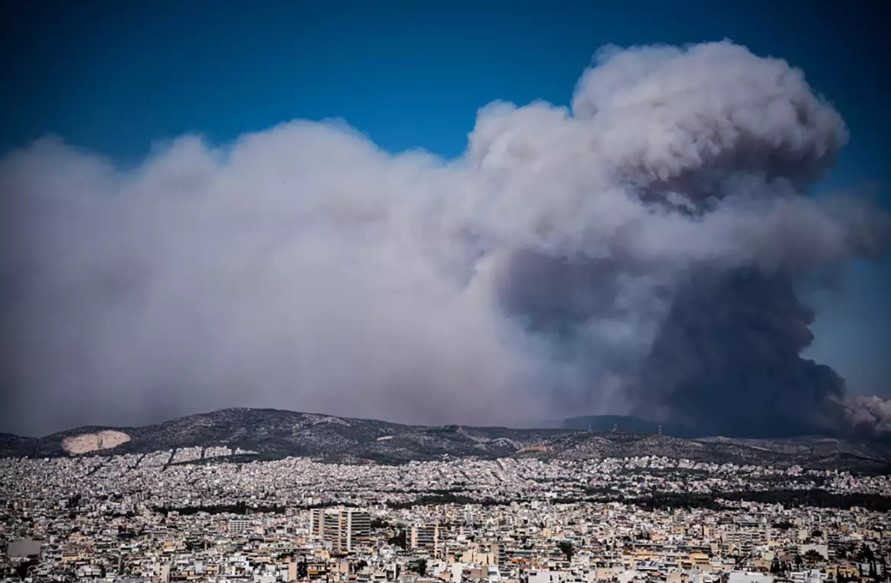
top-left (352, 560), bottom-right (368, 573)
top-left (14, 560), bottom-right (38, 580)
top-left (856, 543), bottom-right (875, 563)
top-left (388, 530), bottom-right (407, 550)
top-left (557, 541), bottom-right (574, 562)
top-left (804, 550), bottom-right (826, 565)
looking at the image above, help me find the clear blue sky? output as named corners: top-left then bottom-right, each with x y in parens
top-left (2, 0), bottom-right (889, 396)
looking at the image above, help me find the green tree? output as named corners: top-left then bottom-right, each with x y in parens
top-left (856, 544), bottom-right (875, 563)
top-left (557, 541), bottom-right (574, 562)
top-left (388, 530), bottom-right (407, 550)
top-left (352, 560), bottom-right (368, 573)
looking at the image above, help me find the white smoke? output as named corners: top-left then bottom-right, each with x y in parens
top-left (1, 41), bottom-right (888, 435)
top-left (844, 395), bottom-right (891, 434)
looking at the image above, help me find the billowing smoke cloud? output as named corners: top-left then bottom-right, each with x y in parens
top-left (1, 41), bottom-right (889, 436)
top-left (638, 270), bottom-right (848, 437)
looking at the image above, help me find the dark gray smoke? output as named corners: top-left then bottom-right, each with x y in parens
top-left (1, 41), bottom-right (889, 436)
top-left (638, 270), bottom-right (847, 437)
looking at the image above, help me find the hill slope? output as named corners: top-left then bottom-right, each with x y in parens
top-left (3, 408), bottom-right (890, 472)
top-left (561, 415), bottom-right (700, 437)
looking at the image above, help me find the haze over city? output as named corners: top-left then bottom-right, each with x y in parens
top-left (1, 1), bottom-right (890, 439)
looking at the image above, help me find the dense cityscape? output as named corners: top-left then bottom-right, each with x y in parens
top-left (3, 3), bottom-right (891, 583)
top-left (2, 445), bottom-right (889, 583)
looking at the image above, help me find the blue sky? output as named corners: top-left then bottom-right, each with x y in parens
top-left (2, 0), bottom-right (889, 396)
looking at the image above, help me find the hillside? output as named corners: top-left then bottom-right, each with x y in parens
top-left (3, 408), bottom-right (890, 472)
top-left (560, 415), bottom-right (700, 437)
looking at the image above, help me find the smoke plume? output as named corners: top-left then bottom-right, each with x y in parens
top-left (1, 41), bottom-right (889, 436)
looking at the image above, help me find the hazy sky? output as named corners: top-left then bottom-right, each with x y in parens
top-left (1, 1), bottom-right (889, 435)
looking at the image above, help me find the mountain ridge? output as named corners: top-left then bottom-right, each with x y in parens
top-left (560, 414), bottom-right (701, 437)
top-left (2, 408), bottom-right (890, 473)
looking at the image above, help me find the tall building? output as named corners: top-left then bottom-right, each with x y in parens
top-left (411, 524), bottom-right (439, 553)
top-left (308, 508), bottom-right (370, 552)
top-left (491, 542), bottom-right (507, 567)
top-left (324, 512), bottom-right (341, 548)
top-left (309, 508), bottom-right (325, 538)
top-left (228, 518), bottom-right (252, 535)
top-left (342, 509), bottom-right (371, 551)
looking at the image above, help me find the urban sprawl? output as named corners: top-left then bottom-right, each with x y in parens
top-left (2, 448), bottom-right (889, 583)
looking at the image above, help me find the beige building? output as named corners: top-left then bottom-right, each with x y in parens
top-left (411, 524), bottom-right (440, 554)
top-left (309, 508), bottom-right (371, 552)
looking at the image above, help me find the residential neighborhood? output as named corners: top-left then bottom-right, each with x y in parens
top-left (2, 452), bottom-right (888, 583)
